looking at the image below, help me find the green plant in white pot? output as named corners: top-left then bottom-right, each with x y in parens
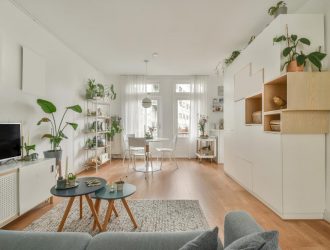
top-left (36, 99), bottom-right (82, 176)
top-left (268, 1), bottom-right (287, 18)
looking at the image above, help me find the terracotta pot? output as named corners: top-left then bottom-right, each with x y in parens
top-left (287, 60), bottom-right (304, 72)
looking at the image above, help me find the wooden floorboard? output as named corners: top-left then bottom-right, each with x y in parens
top-left (3, 159), bottom-right (330, 249)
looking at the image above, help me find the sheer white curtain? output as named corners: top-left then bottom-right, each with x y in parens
top-left (189, 76), bottom-right (208, 154)
top-left (120, 75), bottom-right (147, 137)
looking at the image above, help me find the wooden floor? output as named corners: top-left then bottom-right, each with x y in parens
top-left (4, 159), bottom-right (330, 249)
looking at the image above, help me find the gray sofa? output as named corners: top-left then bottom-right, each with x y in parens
top-left (0, 211), bottom-right (265, 250)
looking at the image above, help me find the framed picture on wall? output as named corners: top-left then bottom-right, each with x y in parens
top-left (212, 97), bottom-right (223, 112)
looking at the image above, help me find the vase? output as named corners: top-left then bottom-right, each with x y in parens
top-left (287, 60), bottom-right (304, 72)
top-left (44, 150), bottom-right (63, 175)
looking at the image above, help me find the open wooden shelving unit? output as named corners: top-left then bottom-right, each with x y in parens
top-left (263, 72), bottom-right (330, 134)
top-left (245, 93), bottom-right (262, 125)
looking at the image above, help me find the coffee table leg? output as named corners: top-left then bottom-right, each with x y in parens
top-left (102, 200), bottom-right (114, 231)
top-left (58, 197), bottom-right (75, 232)
top-left (79, 196), bottom-right (83, 219)
top-left (113, 204), bottom-right (119, 217)
top-left (85, 195), bottom-right (102, 232)
top-left (121, 198), bottom-right (138, 228)
top-left (93, 199), bottom-right (101, 230)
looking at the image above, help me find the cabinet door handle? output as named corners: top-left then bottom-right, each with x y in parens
top-left (51, 165), bottom-right (54, 172)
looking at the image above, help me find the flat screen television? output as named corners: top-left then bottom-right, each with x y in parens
top-left (0, 123), bottom-right (21, 161)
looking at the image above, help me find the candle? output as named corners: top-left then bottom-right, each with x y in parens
top-left (65, 156), bottom-right (68, 180)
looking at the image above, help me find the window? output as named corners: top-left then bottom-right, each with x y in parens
top-left (146, 83), bottom-right (160, 93)
top-left (176, 83), bottom-right (191, 93)
top-left (139, 99), bottom-right (159, 137)
top-left (177, 99), bottom-right (191, 136)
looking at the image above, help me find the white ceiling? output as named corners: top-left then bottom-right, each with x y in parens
top-left (12, 0), bottom-right (308, 75)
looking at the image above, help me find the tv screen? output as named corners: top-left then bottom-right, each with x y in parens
top-left (0, 123), bottom-right (21, 161)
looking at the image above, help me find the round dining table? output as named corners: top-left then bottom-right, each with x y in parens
top-left (134, 137), bottom-right (168, 173)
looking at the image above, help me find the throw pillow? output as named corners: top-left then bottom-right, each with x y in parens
top-left (225, 231), bottom-right (279, 250)
top-left (179, 227), bottom-right (219, 250)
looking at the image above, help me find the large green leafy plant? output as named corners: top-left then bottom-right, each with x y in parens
top-left (36, 99), bottom-right (82, 150)
top-left (106, 116), bottom-right (123, 140)
top-left (273, 30), bottom-right (326, 71)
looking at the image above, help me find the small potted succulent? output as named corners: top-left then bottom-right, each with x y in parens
top-left (268, 1), bottom-right (287, 18)
top-left (115, 179), bottom-right (125, 191)
top-left (67, 173), bottom-right (76, 186)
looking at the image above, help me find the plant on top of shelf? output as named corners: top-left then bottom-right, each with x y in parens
top-left (268, 1), bottom-right (287, 18)
top-left (86, 79), bottom-right (105, 99)
top-left (36, 99), bottom-right (82, 174)
top-left (273, 26), bottom-right (327, 72)
top-left (224, 50), bottom-right (241, 67)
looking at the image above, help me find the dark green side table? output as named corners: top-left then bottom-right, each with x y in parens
top-left (90, 183), bottom-right (137, 231)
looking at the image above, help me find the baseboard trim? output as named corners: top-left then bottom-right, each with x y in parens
top-left (324, 209), bottom-right (330, 222)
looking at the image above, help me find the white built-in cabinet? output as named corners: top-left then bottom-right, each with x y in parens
top-left (224, 14), bottom-right (327, 219)
top-left (0, 159), bottom-right (55, 227)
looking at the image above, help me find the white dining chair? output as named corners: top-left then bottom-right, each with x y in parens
top-left (122, 133), bottom-right (135, 167)
top-left (128, 137), bottom-right (153, 171)
top-left (156, 135), bottom-right (178, 169)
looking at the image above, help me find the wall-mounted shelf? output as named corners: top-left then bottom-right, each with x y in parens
top-left (263, 72), bottom-right (330, 134)
top-left (245, 93), bottom-right (262, 125)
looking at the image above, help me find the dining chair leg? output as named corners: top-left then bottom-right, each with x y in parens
top-left (160, 152), bottom-right (164, 169)
top-left (172, 152), bottom-right (179, 169)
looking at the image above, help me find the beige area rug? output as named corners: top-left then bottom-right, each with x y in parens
top-left (24, 199), bottom-right (209, 235)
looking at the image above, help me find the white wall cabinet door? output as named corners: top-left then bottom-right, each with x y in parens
top-left (19, 159), bottom-right (55, 214)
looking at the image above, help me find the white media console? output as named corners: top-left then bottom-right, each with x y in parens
top-left (0, 158), bottom-right (56, 227)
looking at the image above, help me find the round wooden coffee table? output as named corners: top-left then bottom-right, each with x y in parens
top-left (50, 177), bottom-right (106, 232)
top-left (90, 183), bottom-right (137, 231)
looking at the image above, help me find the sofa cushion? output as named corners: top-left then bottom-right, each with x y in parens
top-left (224, 231), bottom-right (279, 250)
top-left (179, 227), bottom-right (219, 250)
top-left (0, 230), bottom-right (92, 250)
top-left (87, 231), bottom-right (223, 250)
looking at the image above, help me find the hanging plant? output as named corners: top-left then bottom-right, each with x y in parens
top-left (268, 1), bottom-right (287, 17)
top-left (224, 50), bottom-right (241, 67)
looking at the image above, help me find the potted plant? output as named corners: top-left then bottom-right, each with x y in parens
top-left (198, 115), bottom-right (208, 138)
top-left (268, 1), bottom-right (287, 18)
top-left (67, 173), bottom-right (76, 186)
top-left (22, 142), bottom-right (36, 161)
top-left (106, 116), bottom-right (123, 141)
top-left (86, 79), bottom-right (106, 99)
top-left (224, 50), bottom-right (240, 67)
top-left (115, 179), bottom-right (124, 191)
top-left (273, 27), bottom-right (327, 72)
top-left (36, 99), bottom-right (82, 176)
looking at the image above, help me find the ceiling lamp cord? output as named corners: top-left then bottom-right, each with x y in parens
top-left (142, 60), bottom-right (152, 108)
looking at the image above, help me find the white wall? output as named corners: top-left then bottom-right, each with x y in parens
top-left (207, 74), bottom-right (224, 130)
top-left (0, 0), bottom-right (119, 173)
top-left (296, 0), bottom-right (330, 221)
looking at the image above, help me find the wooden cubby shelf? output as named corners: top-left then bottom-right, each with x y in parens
top-left (245, 93), bottom-right (262, 125)
top-left (263, 72), bottom-right (330, 134)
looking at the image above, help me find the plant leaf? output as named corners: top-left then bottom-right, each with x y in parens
top-left (37, 117), bottom-right (51, 125)
top-left (299, 38), bottom-right (311, 46)
top-left (291, 34), bottom-right (297, 41)
top-left (283, 47), bottom-right (292, 57)
top-left (25, 144), bottom-right (36, 151)
top-left (66, 122), bottom-right (78, 130)
top-left (41, 134), bottom-right (53, 139)
top-left (59, 131), bottom-right (68, 139)
top-left (67, 105), bottom-right (82, 113)
top-left (37, 99), bottom-right (56, 114)
top-left (307, 54), bottom-right (322, 71)
top-left (309, 51), bottom-right (327, 61)
top-left (296, 54), bottom-right (306, 66)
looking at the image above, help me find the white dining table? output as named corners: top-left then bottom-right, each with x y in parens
top-left (134, 137), bottom-right (169, 173)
